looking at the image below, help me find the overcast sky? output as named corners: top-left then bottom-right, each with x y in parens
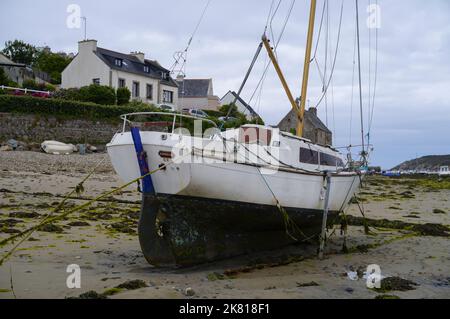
top-left (1, 0), bottom-right (449, 168)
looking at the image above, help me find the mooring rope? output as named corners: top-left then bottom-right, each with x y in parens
top-left (0, 156), bottom-right (180, 266)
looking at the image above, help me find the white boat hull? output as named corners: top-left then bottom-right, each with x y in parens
top-left (107, 129), bottom-right (361, 266)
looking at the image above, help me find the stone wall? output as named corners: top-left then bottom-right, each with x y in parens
top-left (0, 112), bottom-right (121, 146)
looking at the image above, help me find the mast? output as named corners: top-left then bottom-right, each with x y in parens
top-left (262, 35), bottom-right (299, 114)
top-left (298, 0), bottom-right (317, 137)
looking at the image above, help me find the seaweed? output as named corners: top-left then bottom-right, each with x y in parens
top-left (374, 277), bottom-right (418, 293)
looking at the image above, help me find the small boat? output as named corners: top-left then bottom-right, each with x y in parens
top-left (41, 141), bottom-right (76, 155)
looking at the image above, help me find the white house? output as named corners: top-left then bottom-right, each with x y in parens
top-left (220, 90), bottom-right (259, 120)
top-left (62, 40), bottom-right (178, 107)
top-left (176, 77), bottom-right (220, 111)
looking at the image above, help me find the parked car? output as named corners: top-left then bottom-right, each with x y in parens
top-left (182, 108), bottom-right (209, 119)
top-left (157, 104), bottom-right (175, 112)
top-left (218, 116), bottom-right (238, 123)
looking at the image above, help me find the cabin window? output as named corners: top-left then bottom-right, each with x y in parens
top-left (239, 127), bottom-right (272, 146)
top-left (118, 78), bottom-right (125, 88)
top-left (146, 84), bottom-right (153, 100)
top-left (300, 147), bottom-right (319, 165)
top-left (319, 152), bottom-right (345, 167)
top-left (115, 58), bottom-right (123, 67)
top-left (92, 78), bottom-right (100, 85)
top-left (163, 90), bottom-right (173, 103)
top-left (132, 81), bottom-right (140, 98)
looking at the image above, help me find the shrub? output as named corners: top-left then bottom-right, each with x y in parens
top-left (7, 81), bottom-right (19, 88)
top-left (78, 84), bottom-right (116, 105)
top-left (52, 88), bottom-right (83, 101)
top-left (22, 79), bottom-right (41, 90)
top-left (116, 87), bottom-right (131, 105)
top-left (0, 95), bottom-right (149, 122)
top-left (203, 110), bottom-right (223, 118)
top-left (0, 68), bottom-right (9, 85)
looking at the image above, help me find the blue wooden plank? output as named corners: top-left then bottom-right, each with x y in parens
top-left (130, 127), bottom-right (155, 194)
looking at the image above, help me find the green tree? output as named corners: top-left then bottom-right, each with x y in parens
top-left (219, 103), bottom-right (239, 117)
top-left (116, 87), bottom-right (131, 105)
top-left (2, 40), bottom-right (37, 65)
top-left (34, 50), bottom-right (72, 84)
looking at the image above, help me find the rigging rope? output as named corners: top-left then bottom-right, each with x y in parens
top-left (368, 0), bottom-right (379, 140)
top-left (355, 0), bottom-right (367, 161)
top-left (170, 0), bottom-right (212, 74)
top-left (248, 0), bottom-right (296, 107)
top-left (312, 0), bottom-right (344, 109)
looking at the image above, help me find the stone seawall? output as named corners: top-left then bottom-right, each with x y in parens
top-left (0, 113), bottom-right (121, 146)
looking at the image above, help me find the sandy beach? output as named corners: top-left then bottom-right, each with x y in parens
top-left (0, 151), bottom-right (449, 299)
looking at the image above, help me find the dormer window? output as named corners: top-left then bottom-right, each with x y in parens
top-left (115, 58), bottom-right (123, 67)
top-left (144, 65), bottom-right (150, 73)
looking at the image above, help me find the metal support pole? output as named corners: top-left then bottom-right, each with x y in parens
top-left (319, 172), bottom-right (332, 259)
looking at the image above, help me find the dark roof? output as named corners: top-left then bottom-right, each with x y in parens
top-left (95, 47), bottom-right (177, 87)
top-left (176, 79), bottom-right (211, 98)
top-left (278, 109), bottom-right (331, 134)
top-left (223, 91), bottom-right (258, 117)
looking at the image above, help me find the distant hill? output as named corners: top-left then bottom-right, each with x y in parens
top-left (392, 155), bottom-right (450, 171)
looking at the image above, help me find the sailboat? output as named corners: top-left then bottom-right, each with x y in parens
top-left (107, 0), bottom-right (366, 267)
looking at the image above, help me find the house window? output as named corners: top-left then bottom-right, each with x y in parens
top-left (118, 78), bottom-right (126, 88)
top-left (92, 78), bottom-right (100, 85)
top-left (163, 90), bottom-right (173, 103)
top-left (146, 84), bottom-right (153, 100)
top-left (115, 59), bottom-right (123, 67)
top-left (132, 81), bottom-right (140, 98)
top-left (144, 65), bottom-right (150, 73)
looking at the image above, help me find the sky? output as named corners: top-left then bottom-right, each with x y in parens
top-left (1, 0), bottom-right (449, 169)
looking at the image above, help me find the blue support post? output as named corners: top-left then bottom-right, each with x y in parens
top-left (130, 127), bottom-right (155, 195)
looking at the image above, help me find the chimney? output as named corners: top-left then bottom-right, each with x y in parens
top-left (130, 51), bottom-right (145, 63)
top-left (78, 39), bottom-right (97, 54)
top-left (309, 107), bottom-right (317, 116)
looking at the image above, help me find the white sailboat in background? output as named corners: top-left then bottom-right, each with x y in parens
top-left (107, 0), bottom-right (372, 267)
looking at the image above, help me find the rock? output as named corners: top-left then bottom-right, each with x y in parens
top-left (185, 287), bottom-right (195, 297)
top-left (345, 287), bottom-right (354, 293)
top-left (7, 139), bottom-right (18, 150)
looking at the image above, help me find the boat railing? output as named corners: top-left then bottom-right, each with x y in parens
top-left (120, 112), bottom-right (218, 134)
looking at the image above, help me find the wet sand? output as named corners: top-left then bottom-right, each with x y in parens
top-left (0, 151), bottom-right (449, 299)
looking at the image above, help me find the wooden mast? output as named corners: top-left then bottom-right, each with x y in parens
top-left (262, 35), bottom-right (299, 114)
top-left (297, 0), bottom-right (317, 137)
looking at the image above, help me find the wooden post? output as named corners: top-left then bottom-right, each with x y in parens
top-left (319, 172), bottom-right (332, 259)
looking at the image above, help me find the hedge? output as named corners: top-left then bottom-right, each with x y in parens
top-left (0, 95), bottom-right (150, 122)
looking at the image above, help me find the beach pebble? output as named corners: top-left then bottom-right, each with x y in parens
top-left (185, 287), bottom-right (195, 297)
